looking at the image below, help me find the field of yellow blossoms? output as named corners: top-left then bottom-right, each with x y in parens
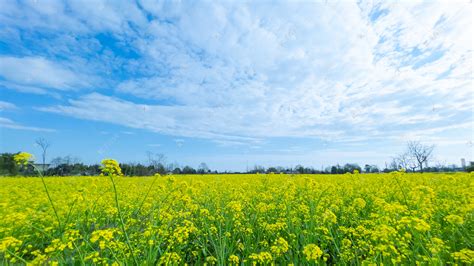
top-left (1, 171), bottom-right (473, 265)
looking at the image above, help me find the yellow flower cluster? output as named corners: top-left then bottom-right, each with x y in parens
top-left (100, 159), bottom-right (123, 176)
top-left (249, 251), bottom-right (273, 264)
top-left (270, 237), bottom-right (289, 257)
top-left (303, 244), bottom-right (323, 262)
top-left (444, 214), bottom-right (464, 225)
top-left (228, 254), bottom-right (239, 264)
top-left (13, 152), bottom-right (33, 166)
top-left (0, 172), bottom-right (472, 264)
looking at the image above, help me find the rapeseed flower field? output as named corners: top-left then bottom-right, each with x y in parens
top-left (1, 170), bottom-right (473, 264)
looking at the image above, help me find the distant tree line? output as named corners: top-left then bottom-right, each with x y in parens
top-left (0, 152), bottom-right (215, 176)
top-left (1, 151), bottom-right (470, 177)
top-left (246, 163), bottom-right (363, 174)
top-left (1, 140), bottom-right (472, 177)
top-left (242, 161), bottom-right (470, 174)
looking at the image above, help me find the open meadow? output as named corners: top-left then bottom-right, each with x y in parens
top-left (1, 172), bottom-right (473, 265)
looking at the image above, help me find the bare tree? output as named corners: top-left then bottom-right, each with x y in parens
top-left (198, 162), bottom-right (209, 174)
top-left (146, 151), bottom-right (167, 174)
top-left (35, 137), bottom-right (50, 173)
top-left (407, 156), bottom-right (418, 173)
top-left (435, 160), bottom-right (447, 169)
top-left (146, 151), bottom-right (166, 167)
top-left (389, 159), bottom-right (399, 171)
top-left (166, 162), bottom-right (180, 173)
top-left (394, 152), bottom-right (411, 171)
top-left (406, 141), bottom-right (435, 173)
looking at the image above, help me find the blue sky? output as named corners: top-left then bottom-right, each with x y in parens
top-left (0, 0), bottom-right (472, 171)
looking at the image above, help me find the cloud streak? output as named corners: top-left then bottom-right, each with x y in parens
top-left (0, 117), bottom-right (55, 132)
top-left (0, 56), bottom-right (100, 95)
top-left (0, 101), bottom-right (17, 111)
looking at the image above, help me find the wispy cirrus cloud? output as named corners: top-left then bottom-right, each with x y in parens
top-left (0, 101), bottom-right (17, 111)
top-left (38, 92), bottom-right (348, 142)
top-left (0, 117), bottom-right (55, 132)
top-left (0, 56), bottom-right (96, 93)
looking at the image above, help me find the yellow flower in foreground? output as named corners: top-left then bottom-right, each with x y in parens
top-left (323, 210), bottom-right (337, 224)
top-left (158, 252), bottom-right (181, 265)
top-left (13, 152), bottom-right (33, 166)
top-left (100, 159), bottom-right (123, 176)
top-left (228, 255), bottom-right (239, 264)
top-left (206, 256), bottom-right (217, 264)
top-left (303, 244), bottom-right (323, 262)
top-left (249, 252), bottom-right (273, 264)
top-left (353, 198), bottom-right (366, 209)
top-left (445, 214), bottom-right (464, 225)
top-left (270, 237), bottom-right (289, 257)
top-left (452, 249), bottom-right (474, 264)
top-left (0, 172), bottom-right (472, 264)
top-left (0, 236), bottom-right (23, 252)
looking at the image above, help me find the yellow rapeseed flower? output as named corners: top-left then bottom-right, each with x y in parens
top-left (270, 237), bottom-right (289, 257)
top-left (445, 214), bottom-right (464, 225)
top-left (303, 244), bottom-right (323, 262)
top-left (100, 159), bottom-right (123, 176)
top-left (228, 255), bottom-right (239, 264)
top-left (13, 152), bottom-right (34, 166)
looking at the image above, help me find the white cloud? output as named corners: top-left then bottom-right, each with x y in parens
top-left (0, 56), bottom-right (94, 92)
top-left (0, 117), bottom-right (55, 132)
top-left (0, 0), bottom-right (146, 34)
top-left (114, 1), bottom-right (471, 142)
top-left (0, 101), bottom-right (17, 111)
top-left (38, 92), bottom-right (346, 142)
top-left (1, 1), bottom-right (472, 147)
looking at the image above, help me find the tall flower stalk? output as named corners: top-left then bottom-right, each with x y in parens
top-left (100, 159), bottom-right (138, 265)
top-left (14, 152), bottom-right (62, 230)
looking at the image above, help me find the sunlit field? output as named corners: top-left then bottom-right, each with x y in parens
top-left (1, 172), bottom-right (473, 265)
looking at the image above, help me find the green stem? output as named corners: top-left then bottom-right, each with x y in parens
top-left (72, 241), bottom-right (86, 266)
top-left (135, 174), bottom-right (160, 216)
top-left (31, 164), bottom-right (62, 230)
top-left (393, 173), bottom-right (410, 211)
top-left (64, 198), bottom-right (78, 227)
top-left (108, 175), bottom-right (139, 265)
top-left (5, 249), bottom-right (28, 264)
